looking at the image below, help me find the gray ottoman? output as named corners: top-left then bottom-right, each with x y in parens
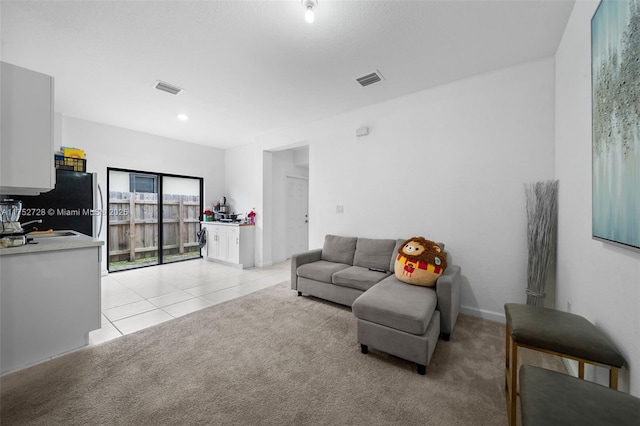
top-left (352, 276), bottom-right (440, 375)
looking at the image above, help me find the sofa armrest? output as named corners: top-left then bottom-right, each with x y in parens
top-left (291, 249), bottom-right (322, 290)
top-left (435, 264), bottom-right (461, 339)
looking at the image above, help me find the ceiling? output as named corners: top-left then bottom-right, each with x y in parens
top-left (1, 0), bottom-right (575, 150)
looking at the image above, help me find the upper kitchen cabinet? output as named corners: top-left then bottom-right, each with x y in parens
top-left (0, 61), bottom-right (55, 195)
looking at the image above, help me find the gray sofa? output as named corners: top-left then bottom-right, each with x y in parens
top-left (291, 234), bottom-right (462, 374)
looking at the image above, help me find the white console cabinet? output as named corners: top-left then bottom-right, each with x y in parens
top-left (0, 61), bottom-right (55, 195)
top-left (201, 223), bottom-right (254, 268)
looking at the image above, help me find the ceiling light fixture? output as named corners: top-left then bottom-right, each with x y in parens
top-left (177, 114), bottom-right (189, 121)
top-left (302, 0), bottom-right (317, 23)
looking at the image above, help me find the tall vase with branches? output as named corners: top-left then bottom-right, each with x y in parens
top-left (525, 180), bottom-right (559, 307)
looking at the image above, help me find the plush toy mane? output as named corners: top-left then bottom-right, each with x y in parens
top-left (397, 237), bottom-right (448, 270)
top-left (394, 237), bottom-right (447, 287)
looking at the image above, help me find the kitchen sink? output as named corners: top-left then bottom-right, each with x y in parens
top-left (29, 230), bottom-right (80, 238)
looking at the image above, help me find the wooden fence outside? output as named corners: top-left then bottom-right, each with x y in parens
top-left (109, 191), bottom-right (201, 263)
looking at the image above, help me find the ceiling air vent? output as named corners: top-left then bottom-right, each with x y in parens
top-left (356, 70), bottom-right (384, 87)
top-left (153, 80), bottom-right (184, 96)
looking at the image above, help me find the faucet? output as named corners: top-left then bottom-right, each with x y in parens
top-left (21, 219), bottom-right (43, 227)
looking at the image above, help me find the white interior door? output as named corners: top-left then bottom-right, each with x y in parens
top-left (286, 176), bottom-right (309, 258)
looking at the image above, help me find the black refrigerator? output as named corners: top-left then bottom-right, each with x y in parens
top-left (9, 169), bottom-right (102, 237)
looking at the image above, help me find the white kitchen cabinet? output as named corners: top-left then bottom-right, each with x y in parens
top-left (0, 61), bottom-right (55, 195)
top-left (227, 226), bottom-right (240, 264)
top-left (201, 223), bottom-right (254, 268)
top-left (0, 233), bottom-right (103, 374)
top-left (207, 225), bottom-right (228, 261)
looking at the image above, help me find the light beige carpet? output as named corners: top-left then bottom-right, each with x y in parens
top-left (0, 282), bottom-right (564, 425)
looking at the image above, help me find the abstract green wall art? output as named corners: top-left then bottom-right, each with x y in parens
top-left (592, 0), bottom-right (640, 251)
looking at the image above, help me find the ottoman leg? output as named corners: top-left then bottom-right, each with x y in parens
top-left (417, 364), bottom-right (426, 375)
top-left (360, 344), bottom-right (368, 354)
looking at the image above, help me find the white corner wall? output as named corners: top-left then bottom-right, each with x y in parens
top-left (61, 116), bottom-right (226, 267)
top-left (246, 57), bottom-right (556, 320)
top-left (555, 0), bottom-right (640, 395)
top-left (225, 144), bottom-right (268, 265)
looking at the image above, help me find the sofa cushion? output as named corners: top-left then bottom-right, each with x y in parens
top-left (353, 238), bottom-right (396, 271)
top-left (297, 260), bottom-right (350, 283)
top-left (320, 235), bottom-right (358, 265)
top-left (352, 275), bottom-right (437, 335)
top-left (332, 266), bottom-right (391, 292)
top-left (389, 239), bottom-right (406, 273)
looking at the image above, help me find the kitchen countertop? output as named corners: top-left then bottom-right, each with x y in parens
top-left (0, 230), bottom-right (104, 256)
top-left (200, 221), bottom-right (254, 227)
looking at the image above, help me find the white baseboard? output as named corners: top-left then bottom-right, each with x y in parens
top-left (460, 305), bottom-right (505, 323)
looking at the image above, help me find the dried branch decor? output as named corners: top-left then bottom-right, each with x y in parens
top-left (525, 180), bottom-right (559, 307)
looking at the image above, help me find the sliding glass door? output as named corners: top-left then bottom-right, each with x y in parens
top-left (161, 176), bottom-right (202, 264)
top-left (107, 168), bottom-right (203, 272)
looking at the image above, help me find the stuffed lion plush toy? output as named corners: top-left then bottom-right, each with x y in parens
top-left (394, 237), bottom-right (447, 287)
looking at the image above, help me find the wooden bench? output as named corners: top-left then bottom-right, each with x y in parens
top-left (504, 303), bottom-right (624, 426)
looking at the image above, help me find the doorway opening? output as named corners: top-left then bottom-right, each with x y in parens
top-left (107, 168), bottom-right (204, 272)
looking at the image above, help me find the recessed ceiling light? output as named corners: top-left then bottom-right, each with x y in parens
top-left (177, 114), bottom-right (189, 121)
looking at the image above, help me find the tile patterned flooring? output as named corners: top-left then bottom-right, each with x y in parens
top-left (88, 258), bottom-right (291, 346)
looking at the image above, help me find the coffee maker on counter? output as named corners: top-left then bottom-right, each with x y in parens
top-left (212, 196), bottom-right (240, 222)
top-left (0, 199), bottom-right (43, 247)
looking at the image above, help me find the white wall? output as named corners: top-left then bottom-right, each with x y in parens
top-left (61, 116), bottom-right (226, 268)
top-left (230, 57), bottom-right (556, 320)
top-left (225, 144), bottom-right (266, 264)
top-left (555, 0), bottom-right (640, 395)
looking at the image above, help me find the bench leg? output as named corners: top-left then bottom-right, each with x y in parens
top-left (505, 323), bottom-right (518, 426)
top-left (417, 364), bottom-right (426, 375)
top-left (509, 341), bottom-right (518, 426)
top-left (360, 344), bottom-right (368, 354)
top-left (505, 323), bottom-right (510, 390)
top-left (610, 367), bottom-right (619, 389)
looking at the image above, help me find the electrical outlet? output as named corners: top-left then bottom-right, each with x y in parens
top-left (336, 205), bottom-right (344, 214)
top-left (567, 300), bottom-right (572, 313)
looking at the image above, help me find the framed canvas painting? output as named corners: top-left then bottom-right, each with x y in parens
top-left (591, 0), bottom-right (640, 251)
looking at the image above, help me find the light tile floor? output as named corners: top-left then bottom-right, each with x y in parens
top-left (88, 258), bottom-right (291, 346)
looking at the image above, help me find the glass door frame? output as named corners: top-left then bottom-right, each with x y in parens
top-left (107, 167), bottom-right (204, 272)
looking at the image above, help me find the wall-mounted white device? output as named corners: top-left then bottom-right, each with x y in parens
top-left (356, 126), bottom-right (369, 137)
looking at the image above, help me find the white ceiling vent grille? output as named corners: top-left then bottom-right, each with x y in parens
top-left (356, 70), bottom-right (384, 87)
top-left (153, 80), bottom-right (184, 96)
